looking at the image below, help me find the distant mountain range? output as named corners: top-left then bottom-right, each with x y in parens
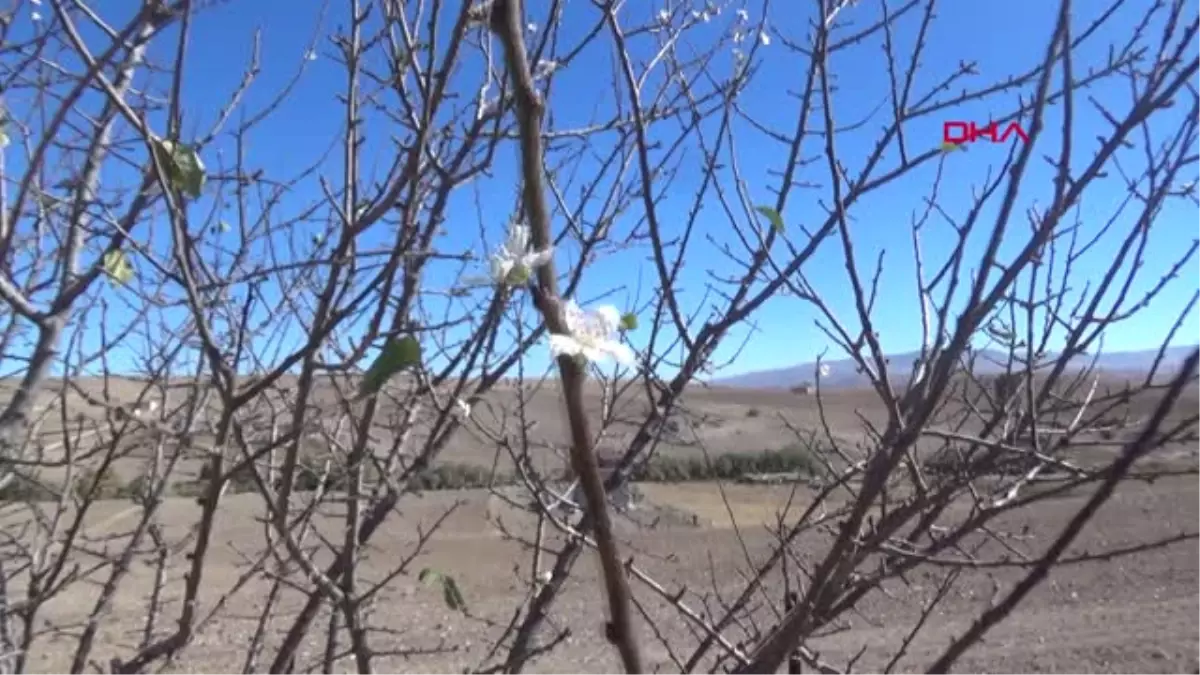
top-left (713, 345), bottom-right (1199, 390)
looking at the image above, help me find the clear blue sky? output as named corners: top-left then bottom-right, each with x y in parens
top-left (6, 0), bottom-right (1197, 381)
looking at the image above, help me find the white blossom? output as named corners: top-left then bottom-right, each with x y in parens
top-left (304, 48), bottom-right (317, 61)
top-left (533, 59), bottom-right (560, 80)
top-left (133, 399), bottom-right (160, 418)
top-left (736, 8), bottom-right (749, 21)
top-left (759, 30), bottom-right (770, 46)
top-left (658, 9), bottom-right (670, 24)
top-left (31, 11), bottom-right (41, 21)
top-left (488, 222), bottom-right (553, 286)
top-left (526, 22), bottom-right (538, 32)
top-left (818, 363), bottom-right (831, 378)
top-left (548, 300), bottom-right (635, 366)
top-left (453, 398), bottom-right (472, 419)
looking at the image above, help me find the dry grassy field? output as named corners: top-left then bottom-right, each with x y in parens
top-left (3, 376), bottom-right (1197, 673)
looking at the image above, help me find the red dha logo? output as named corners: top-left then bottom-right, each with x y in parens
top-left (943, 121), bottom-right (1029, 145)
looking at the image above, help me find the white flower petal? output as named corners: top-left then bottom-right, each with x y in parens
top-left (482, 223), bottom-right (554, 286)
top-left (523, 247), bottom-right (554, 269)
top-left (603, 341), bottom-right (636, 366)
top-left (507, 223), bottom-right (531, 253)
top-left (594, 305), bottom-right (621, 334)
top-left (561, 299), bottom-right (586, 333)
top-left (550, 300), bottom-right (640, 368)
top-left (490, 255), bottom-right (513, 282)
top-left (581, 345), bottom-right (609, 363)
top-left (454, 398), bottom-right (472, 419)
top-left (549, 334), bottom-right (584, 358)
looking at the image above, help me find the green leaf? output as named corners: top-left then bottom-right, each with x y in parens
top-left (360, 335), bottom-right (421, 395)
top-left (418, 568), bottom-right (467, 612)
top-left (619, 312), bottom-right (638, 331)
top-left (939, 141), bottom-right (966, 153)
top-left (755, 205), bottom-right (785, 232)
top-left (152, 138), bottom-right (206, 199)
top-left (102, 250), bottom-right (134, 286)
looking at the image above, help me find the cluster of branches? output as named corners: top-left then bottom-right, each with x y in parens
top-left (0, 0), bottom-right (1195, 672)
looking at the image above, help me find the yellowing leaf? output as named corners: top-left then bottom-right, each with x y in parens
top-left (619, 312), bottom-right (638, 331)
top-left (102, 250), bottom-right (134, 286)
top-left (152, 138), bottom-right (206, 199)
top-left (939, 141), bottom-right (966, 153)
top-left (755, 205), bottom-right (785, 232)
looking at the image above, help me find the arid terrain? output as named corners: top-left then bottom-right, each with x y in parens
top-left (2, 0), bottom-right (1194, 670)
top-left (3, 375), bottom-right (1198, 673)
top-left (10, 371), bottom-right (1194, 485)
top-left (16, 476), bottom-right (1199, 673)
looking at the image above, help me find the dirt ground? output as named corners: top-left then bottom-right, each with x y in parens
top-left (12, 373), bottom-right (1194, 486)
top-left (15, 474), bottom-right (1197, 674)
top-left (5, 376), bottom-right (1198, 673)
